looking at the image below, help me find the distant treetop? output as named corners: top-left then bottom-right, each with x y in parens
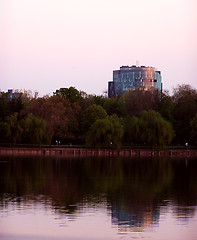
top-left (53, 87), bottom-right (83, 103)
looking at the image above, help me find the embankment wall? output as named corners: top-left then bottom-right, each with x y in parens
top-left (0, 147), bottom-right (197, 158)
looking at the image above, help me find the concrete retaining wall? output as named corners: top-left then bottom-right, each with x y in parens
top-left (0, 147), bottom-right (197, 158)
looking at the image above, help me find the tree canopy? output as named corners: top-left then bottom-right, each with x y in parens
top-left (1, 84), bottom-right (197, 146)
top-left (81, 104), bottom-right (108, 133)
top-left (85, 115), bottom-right (123, 148)
top-left (53, 87), bottom-right (83, 103)
top-left (172, 84), bottom-right (197, 144)
top-left (139, 110), bottom-right (174, 147)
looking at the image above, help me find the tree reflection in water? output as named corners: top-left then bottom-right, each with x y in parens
top-left (0, 156), bottom-right (197, 232)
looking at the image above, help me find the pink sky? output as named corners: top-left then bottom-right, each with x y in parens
top-left (0, 0), bottom-right (197, 96)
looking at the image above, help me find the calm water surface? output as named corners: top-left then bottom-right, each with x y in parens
top-left (0, 156), bottom-right (197, 240)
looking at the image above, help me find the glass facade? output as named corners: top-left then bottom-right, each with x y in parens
top-left (108, 65), bottom-right (162, 97)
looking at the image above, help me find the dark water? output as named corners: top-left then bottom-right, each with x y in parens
top-left (0, 156), bottom-right (197, 240)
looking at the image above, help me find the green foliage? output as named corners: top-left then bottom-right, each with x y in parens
top-left (124, 110), bottom-right (174, 147)
top-left (139, 110), bottom-right (174, 147)
top-left (124, 116), bottom-right (142, 144)
top-left (122, 89), bottom-right (160, 116)
top-left (0, 122), bottom-right (11, 143)
top-left (25, 95), bottom-right (70, 143)
top-left (82, 104), bottom-right (108, 132)
top-left (172, 84), bottom-right (197, 144)
top-left (19, 114), bottom-right (50, 144)
top-left (0, 92), bottom-right (26, 121)
top-left (53, 87), bottom-right (83, 103)
top-left (8, 95), bottom-right (25, 118)
top-left (1, 84), bottom-right (197, 146)
top-left (85, 115), bottom-right (123, 147)
top-left (6, 113), bottom-right (23, 144)
top-left (103, 97), bottom-right (125, 117)
top-left (0, 113), bottom-right (50, 144)
top-left (108, 115), bottom-right (124, 147)
top-left (190, 113), bottom-right (197, 145)
top-left (158, 91), bottom-right (174, 122)
top-left (0, 92), bottom-right (9, 121)
top-left (90, 95), bottom-right (106, 107)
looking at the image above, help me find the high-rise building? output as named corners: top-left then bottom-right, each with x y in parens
top-left (108, 65), bottom-right (162, 97)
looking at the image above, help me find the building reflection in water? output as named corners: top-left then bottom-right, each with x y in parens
top-left (111, 202), bottom-right (160, 232)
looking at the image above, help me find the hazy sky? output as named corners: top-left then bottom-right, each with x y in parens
top-left (0, 0), bottom-right (196, 96)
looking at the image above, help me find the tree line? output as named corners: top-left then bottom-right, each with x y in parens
top-left (0, 84), bottom-right (197, 147)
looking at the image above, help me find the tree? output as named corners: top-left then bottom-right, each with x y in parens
top-left (79, 94), bottom-right (107, 113)
top-left (124, 110), bottom-right (174, 147)
top-left (81, 104), bottom-right (108, 133)
top-left (0, 122), bottom-right (11, 143)
top-left (158, 91), bottom-right (174, 122)
top-left (6, 113), bottom-right (23, 144)
top-left (103, 97), bottom-right (125, 117)
top-left (53, 87), bottom-right (83, 103)
top-left (122, 89), bottom-right (160, 117)
top-left (0, 92), bottom-right (9, 121)
top-left (190, 113), bottom-right (197, 145)
top-left (25, 95), bottom-right (69, 143)
top-left (172, 84), bottom-right (197, 144)
top-left (90, 95), bottom-right (106, 107)
top-left (85, 115), bottom-right (123, 147)
top-left (19, 114), bottom-right (50, 144)
top-left (139, 110), bottom-right (174, 147)
top-left (8, 94), bottom-right (25, 119)
top-left (109, 115), bottom-right (124, 147)
top-left (66, 102), bottom-right (82, 142)
top-left (123, 116), bottom-right (142, 145)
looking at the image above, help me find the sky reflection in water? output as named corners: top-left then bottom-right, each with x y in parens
top-left (0, 156), bottom-right (197, 240)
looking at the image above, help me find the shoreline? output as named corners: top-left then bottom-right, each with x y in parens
top-left (0, 147), bottom-right (197, 158)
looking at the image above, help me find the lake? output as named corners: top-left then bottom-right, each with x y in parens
top-left (0, 156), bottom-right (197, 240)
